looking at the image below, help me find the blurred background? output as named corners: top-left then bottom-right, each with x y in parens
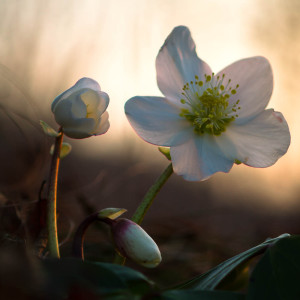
top-left (1, 0), bottom-right (300, 289)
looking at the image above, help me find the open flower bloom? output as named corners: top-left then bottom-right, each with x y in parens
top-left (111, 218), bottom-right (161, 268)
top-left (125, 26), bottom-right (290, 181)
top-left (52, 77), bottom-right (109, 139)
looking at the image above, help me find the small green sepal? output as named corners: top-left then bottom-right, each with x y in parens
top-left (234, 159), bottom-right (242, 165)
top-left (98, 208), bottom-right (127, 220)
top-left (40, 120), bottom-right (60, 137)
top-left (50, 142), bottom-right (72, 159)
top-left (158, 147), bottom-right (171, 161)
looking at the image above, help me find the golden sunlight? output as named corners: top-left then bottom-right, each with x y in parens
top-left (0, 0), bottom-right (299, 208)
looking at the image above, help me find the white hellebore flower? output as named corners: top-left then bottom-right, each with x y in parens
top-left (111, 218), bottom-right (162, 268)
top-left (52, 77), bottom-right (109, 139)
top-left (125, 26), bottom-right (290, 181)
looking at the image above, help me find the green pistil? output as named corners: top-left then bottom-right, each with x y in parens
top-left (234, 159), bottom-right (242, 165)
top-left (180, 73), bottom-right (241, 136)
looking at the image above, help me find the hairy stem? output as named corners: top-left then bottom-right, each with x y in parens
top-left (47, 131), bottom-right (63, 258)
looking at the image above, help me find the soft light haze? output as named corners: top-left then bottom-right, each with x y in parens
top-left (0, 0), bottom-right (299, 208)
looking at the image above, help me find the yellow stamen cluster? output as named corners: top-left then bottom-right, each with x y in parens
top-left (179, 73), bottom-right (241, 135)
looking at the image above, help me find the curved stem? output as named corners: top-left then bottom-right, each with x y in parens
top-left (72, 214), bottom-right (115, 260)
top-left (114, 163), bottom-right (173, 265)
top-left (132, 163), bottom-right (173, 224)
top-left (47, 131), bottom-right (63, 258)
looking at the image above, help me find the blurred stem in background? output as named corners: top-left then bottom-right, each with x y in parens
top-left (114, 163), bottom-right (173, 265)
top-left (47, 130), bottom-right (63, 258)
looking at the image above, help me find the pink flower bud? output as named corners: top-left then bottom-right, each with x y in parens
top-left (111, 219), bottom-right (161, 268)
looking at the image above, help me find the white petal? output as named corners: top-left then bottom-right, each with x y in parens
top-left (62, 118), bottom-right (96, 139)
top-left (72, 77), bottom-right (101, 91)
top-left (53, 96), bottom-right (87, 126)
top-left (216, 57), bottom-right (273, 123)
top-left (51, 77), bottom-right (101, 111)
top-left (80, 90), bottom-right (100, 112)
top-left (125, 96), bottom-right (193, 146)
top-left (97, 91), bottom-right (110, 114)
top-left (156, 26), bottom-right (212, 104)
top-left (52, 99), bottom-right (75, 127)
top-left (93, 111), bottom-right (110, 135)
top-left (80, 90), bottom-right (109, 116)
top-left (223, 109), bottom-right (290, 167)
top-left (52, 99), bottom-right (73, 127)
top-left (70, 96), bottom-right (87, 118)
top-left (170, 135), bottom-right (234, 181)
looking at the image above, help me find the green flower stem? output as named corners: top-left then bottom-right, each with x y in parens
top-left (132, 162), bottom-right (173, 224)
top-left (114, 163), bottom-right (173, 265)
top-left (47, 130), bottom-right (64, 258)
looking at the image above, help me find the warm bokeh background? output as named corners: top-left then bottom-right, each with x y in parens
top-left (1, 0), bottom-right (300, 287)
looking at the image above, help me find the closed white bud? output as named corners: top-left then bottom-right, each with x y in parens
top-left (111, 218), bottom-right (161, 268)
top-left (51, 77), bottom-right (109, 139)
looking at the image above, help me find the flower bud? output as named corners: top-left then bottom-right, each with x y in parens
top-left (111, 218), bottom-right (161, 268)
top-left (51, 77), bottom-right (109, 139)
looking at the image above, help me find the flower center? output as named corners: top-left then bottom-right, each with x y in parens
top-left (179, 73), bottom-right (240, 135)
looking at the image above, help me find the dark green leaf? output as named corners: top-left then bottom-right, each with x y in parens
top-left (175, 234), bottom-right (290, 290)
top-left (42, 258), bottom-right (154, 298)
top-left (247, 235), bottom-right (300, 300)
top-left (155, 289), bottom-right (245, 300)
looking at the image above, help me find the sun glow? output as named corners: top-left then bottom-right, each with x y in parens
top-left (0, 0), bottom-right (299, 205)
